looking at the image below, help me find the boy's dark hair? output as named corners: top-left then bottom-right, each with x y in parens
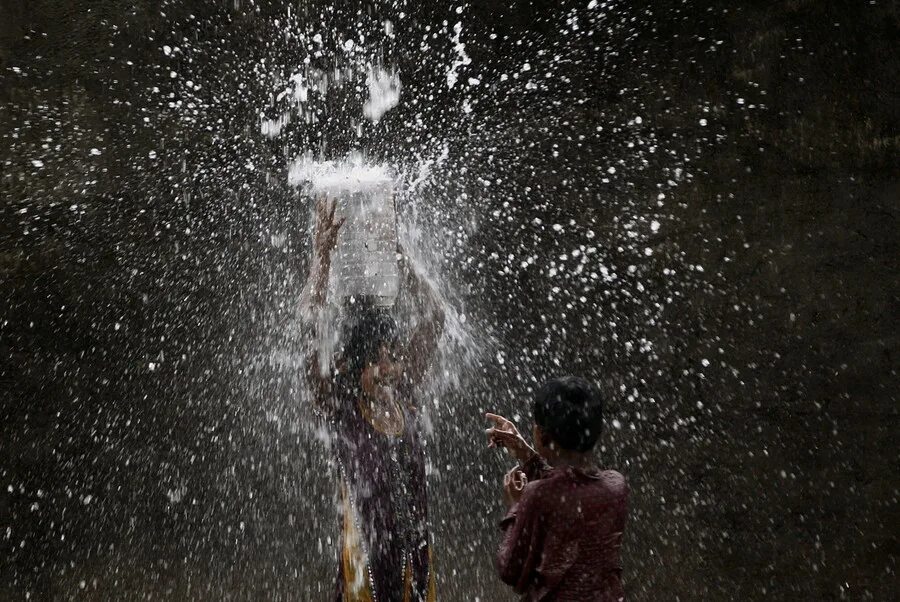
top-left (532, 376), bottom-right (604, 452)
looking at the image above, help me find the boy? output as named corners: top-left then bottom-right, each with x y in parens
top-left (486, 376), bottom-right (628, 601)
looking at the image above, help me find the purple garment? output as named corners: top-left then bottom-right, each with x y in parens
top-left (497, 456), bottom-right (629, 601)
top-left (331, 387), bottom-right (431, 602)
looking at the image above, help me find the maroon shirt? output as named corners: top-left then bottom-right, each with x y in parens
top-left (496, 456), bottom-right (629, 601)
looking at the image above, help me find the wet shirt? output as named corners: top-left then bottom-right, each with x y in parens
top-left (497, 456), bottom-right (629, 601)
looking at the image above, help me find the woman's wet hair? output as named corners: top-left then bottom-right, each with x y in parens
top-left (338, 298), bottom-right (400, 381)
top-left (532, 376), bottom-right (604, 452)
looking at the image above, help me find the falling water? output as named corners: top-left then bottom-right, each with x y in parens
top-left (2, 2), bottom-right (713, 598)
top-left (4, 1), bottom-right (895, 600)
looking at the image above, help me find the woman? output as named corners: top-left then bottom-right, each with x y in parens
top-left (303, 198), bottom-right (444, 602)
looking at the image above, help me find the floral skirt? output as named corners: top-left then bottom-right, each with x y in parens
top-left (337, 483), bottom-right (436, 602)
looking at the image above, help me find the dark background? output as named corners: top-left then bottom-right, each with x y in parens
top-left (1, 1), bottom-right (897, 600)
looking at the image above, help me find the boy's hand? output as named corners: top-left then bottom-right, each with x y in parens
top-left (503, 467), bottom-right (527, 507)
top-left (486, 413), bottom-right (536, 464)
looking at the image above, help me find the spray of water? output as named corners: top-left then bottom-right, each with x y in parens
top-left (1, 1), bottom-right (749, 599)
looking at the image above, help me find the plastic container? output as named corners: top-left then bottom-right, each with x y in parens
top-left (323, 180), bottom-right (399, 308)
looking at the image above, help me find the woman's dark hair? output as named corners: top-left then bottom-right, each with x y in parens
top-left (532, 376), bottom-right (604, 452)
top-left (337, 298), bottom-right (399, 384)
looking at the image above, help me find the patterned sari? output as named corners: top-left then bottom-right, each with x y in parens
top-left (331, 386), bottom-right (436, 602)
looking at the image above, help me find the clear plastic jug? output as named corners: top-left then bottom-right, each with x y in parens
top-left (322, 180), bottom-right (400, 307)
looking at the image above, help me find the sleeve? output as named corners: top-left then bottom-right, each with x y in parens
top-left (496, 486), bottom-right (546, 593)
top-left (519, 453), bottom-right (552, 483)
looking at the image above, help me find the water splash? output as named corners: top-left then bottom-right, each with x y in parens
top-left (0, 1), bottom-right (752, 599)
top-left (363, 68), bottom-right (402, 123)
top-left (288, 153), bottom-right (394, 195)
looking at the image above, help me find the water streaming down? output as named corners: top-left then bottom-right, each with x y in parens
top-left (2, 1), bottom-right (896, 600)
top-left (290, 156), bottom-right (400, 308)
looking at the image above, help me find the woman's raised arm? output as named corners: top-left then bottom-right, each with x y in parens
top-left (301, 197), bottom-right (345, 409)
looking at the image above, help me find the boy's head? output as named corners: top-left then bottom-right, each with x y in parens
top-left (532, 376), bottom-right (604, 453)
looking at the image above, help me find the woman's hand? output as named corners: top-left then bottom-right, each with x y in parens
top-left (486, 413), bottom-right (536, 464)
top-left (308, 196), bottom-right (345, 306)
top-left (314, 196), bottom-right (345, 258)
top-left (503, 466), bottom-right (528, 507)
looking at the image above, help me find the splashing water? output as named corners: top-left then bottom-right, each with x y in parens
top-left (284, 147), bottom-right (485, 436)
top-left (288, 154), bottom-right (394, 195)
top-left (363, 68), bottom-right (402, 123)
top-left (1, 1), bottom-right (786, 600)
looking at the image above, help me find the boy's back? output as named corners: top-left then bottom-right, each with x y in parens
top-left (497, 459), bottom-right (629, 601)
